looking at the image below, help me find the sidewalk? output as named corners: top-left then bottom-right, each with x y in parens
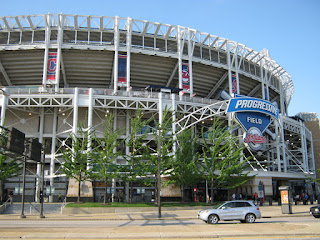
top-left (0, 203), bottom-right (315, 220)
top-left (0, 204), bottom-right (319, 239)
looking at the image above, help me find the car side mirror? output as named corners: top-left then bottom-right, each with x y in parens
top-left (221, 207), bottom-right (226, 210)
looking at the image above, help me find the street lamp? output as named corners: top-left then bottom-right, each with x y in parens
top-left (20, 143), bottom-right (27, 219)
top-left (39, 148), bottom-right (45, 218)
top-left (157, 126), bottom-right (161, 218)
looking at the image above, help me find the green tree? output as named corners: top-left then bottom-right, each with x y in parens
top-left (60, 127), bottom-right (95, 203)
top-left (92, 114), bottom-right (123, 204)
top-left (121, 110), bottom-right (152, 203)
top-left (310, 153), bottom-right (320, 185)
top-left (0, 155), bottom-right (22, 202)
top-left (201, 118), bottom-right (253, 203)
top-left (314, 169), bottom-right (320, 184)
top-left (143, 108), bottom-right (174, 204)
top-left (166, 127), bottom-right (201, 202)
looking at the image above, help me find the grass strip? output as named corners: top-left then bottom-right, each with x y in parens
top-left (65, 202), bottom-right (220, 208)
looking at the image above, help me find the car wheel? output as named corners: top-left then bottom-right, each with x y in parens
top-left (245, 213), bottom-right (256, 223)
top-left (207, 214), bottom-right (219, 224)
top-left (313, 215), bottom-right (320, 218)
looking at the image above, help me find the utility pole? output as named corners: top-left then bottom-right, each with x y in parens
top-left (20, 144), bottom-right (27, 218)
top-left (39, 148), bottom-right (45, 218)
top-left (157, 127), bottom-right (161, 218)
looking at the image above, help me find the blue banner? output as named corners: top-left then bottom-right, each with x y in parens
top-left (235, 112), bottom-right (271, 133)
top-left (227, 97), bottom-right (279, 120)
top-left (118, 55), bottom-right (127, 84)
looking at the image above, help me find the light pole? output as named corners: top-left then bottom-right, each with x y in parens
top-left (39, 149), bottom-right (45, 218)
top-left (20, 145), bottom-right (27, 218)
top-left (157, 126), bottom-right (161, 218)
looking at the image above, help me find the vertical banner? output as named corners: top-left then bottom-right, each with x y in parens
top-left (182, 63), bottom-right (190, 90)
top-left (232, 74), bottom-right (237, 94)
top-left (118, 55), bottom-right (127, 85)
top-left (47, 52), bottom-right (57, 84)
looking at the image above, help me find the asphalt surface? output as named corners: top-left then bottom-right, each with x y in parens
top-left (0, 203), bottom-right (319, 239)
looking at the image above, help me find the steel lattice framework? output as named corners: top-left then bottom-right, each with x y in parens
top-left (0, 13), bottom-right (314, 203)
top-left (0, 14), bottom-right (293, 104)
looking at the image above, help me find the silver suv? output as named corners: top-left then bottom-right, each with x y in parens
top-left (198, 200), bottom-right (261, 224)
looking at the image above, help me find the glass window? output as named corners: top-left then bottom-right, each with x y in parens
top-left (235, 202), bottom-right (246, 208)
top-left (222, 202), bottom-right (235, 209)
top-left (0, 32), bottom-right (8, 44)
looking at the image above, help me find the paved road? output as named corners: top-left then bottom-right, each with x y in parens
top-left (1, 203), bottom-right (319, 239)
top-left (0, 215), bottom-right (319, 227)
top-left (0, 216), bottom-right (320, 239)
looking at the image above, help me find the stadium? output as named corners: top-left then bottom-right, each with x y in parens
top-left (0, 13), bottom-right (316, 203)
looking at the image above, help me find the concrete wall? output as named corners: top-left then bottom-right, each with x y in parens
top-left (61, 206), bottom-right (207, 215)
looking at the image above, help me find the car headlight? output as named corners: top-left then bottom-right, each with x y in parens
top-left (199, 210), bottom-right (209, 213)
top-left (198, 210), bottom-right (209, 215)
top-left (315, 208), bottom-right (319, 212)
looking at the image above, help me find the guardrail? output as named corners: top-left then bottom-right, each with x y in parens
top-left (1, 86), bottom-right (218, 105)
top-left (0, 197), bottom-right (12, 214)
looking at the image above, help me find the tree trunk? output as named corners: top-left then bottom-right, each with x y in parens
top-left (104, 169), bottom-right (108, 204)
top-left (104, 180), bottom-right (108, 204)
top-left (181, 185), bottom-right (185, 203)
top-left (154, 180), bottom-right (158, 205)
top-left (210, 179), bottom-right (214, 203)
top-left (0, 180), bottom-right (3, 202)
top-left (77, 174), bottom-right (81, 203)
top-left (130, 182), bottom-right (133, 203)
top-left (123, 181), bottom-right (127, 203)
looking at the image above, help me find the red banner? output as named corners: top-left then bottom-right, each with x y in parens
top-left (47, 52), bottom-right (57, 83)
top-left (232, 74), bottom-right (237, 94)
top-left (182, 63), bottom-right (190, 90)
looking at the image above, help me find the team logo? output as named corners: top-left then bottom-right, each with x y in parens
top-left (244, 127), bottom-right (267, 151)
top-left (182, 63), bottom-right (190, 90)
top-left (232, 74), bottom-right (237, 93)
top-left (47, 52), bottom-right (57, 81)
top-left (235, 112), bottom-right (271, 151)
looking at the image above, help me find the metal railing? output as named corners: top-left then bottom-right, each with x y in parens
top-left (60, 197), bottom-right (67, 215)
top-left (2, 86), bottom-right (219, 105)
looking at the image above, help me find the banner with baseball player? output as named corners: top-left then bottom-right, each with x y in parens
top-left (118, 55), bottom-right (127, 86)
top-left (46, 52), bottom-right (57, 84)
top-left (232, 74), bottom-right (237, 94)
top-left (182, 63), bottom-right (190, 91)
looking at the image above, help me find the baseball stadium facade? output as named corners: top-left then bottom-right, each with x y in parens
top-left (0, 14), bottom-right (316, 203)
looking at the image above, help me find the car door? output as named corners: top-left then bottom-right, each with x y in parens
top-left (219, 202), bottom-right (236, 220)
top-left (233, 201), bottom-right (246, 219)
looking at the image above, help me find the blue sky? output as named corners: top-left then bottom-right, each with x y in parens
top-left (1, 0), bottom-right (319, 117)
